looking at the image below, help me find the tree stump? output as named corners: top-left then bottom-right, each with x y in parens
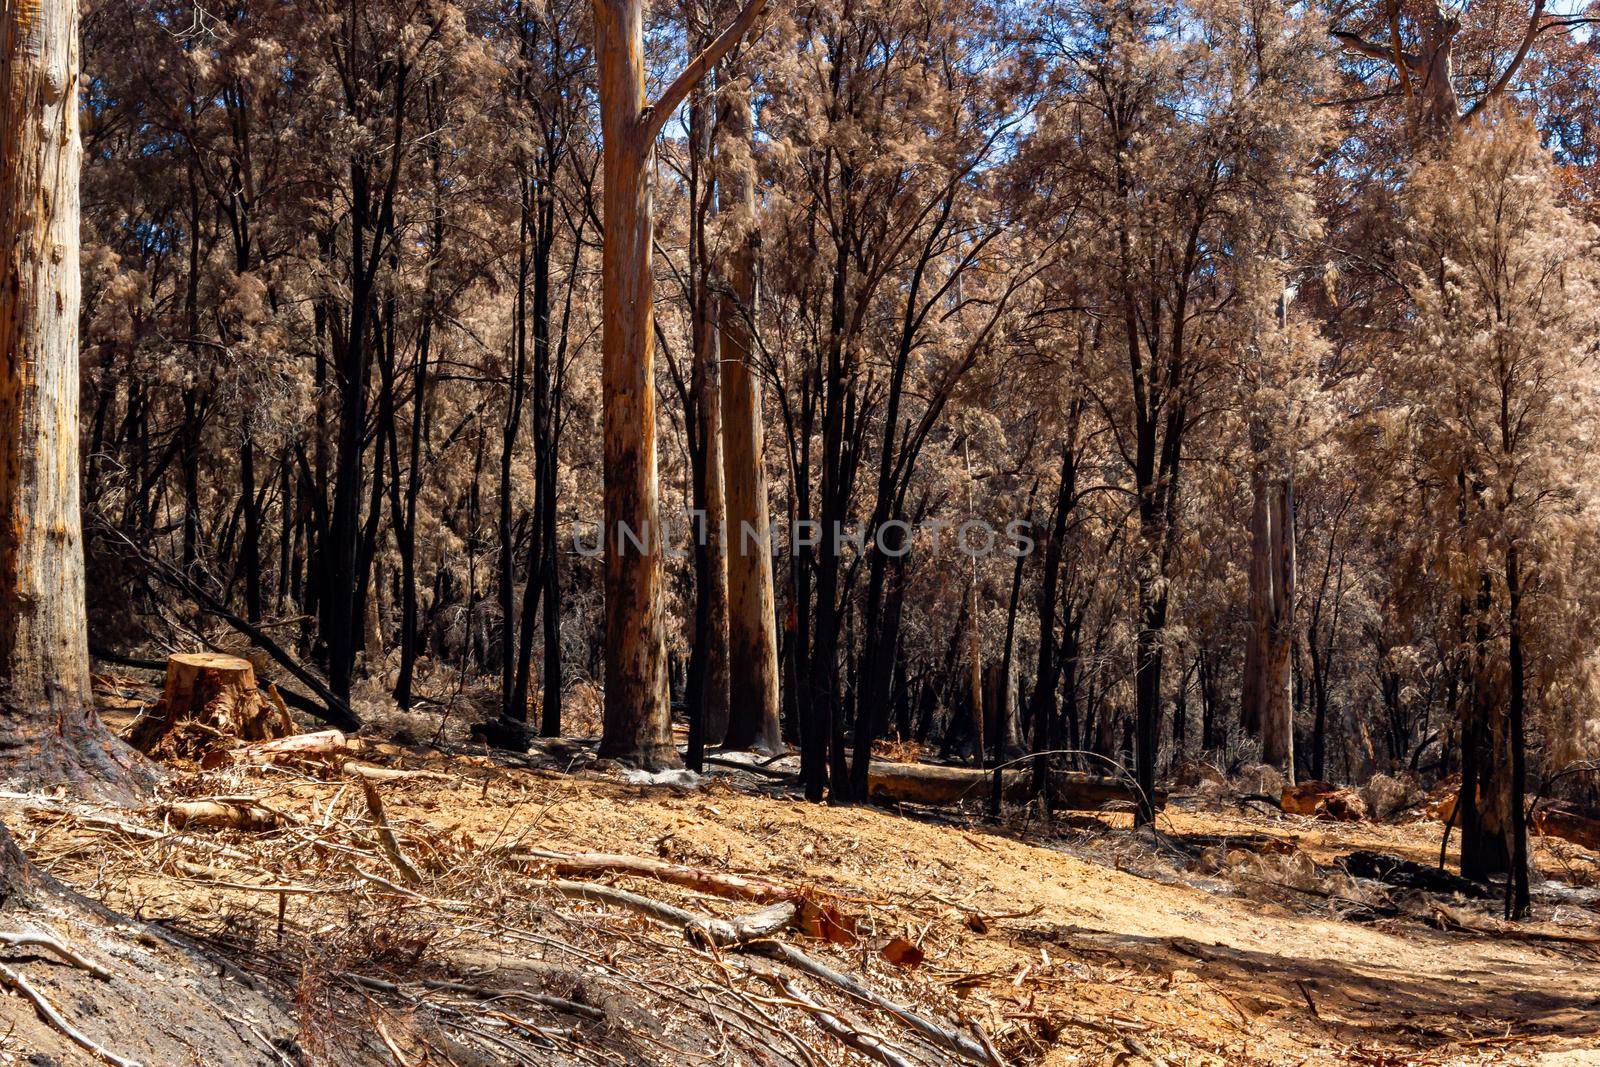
top-left (129, 653), bottom-right (293, 756)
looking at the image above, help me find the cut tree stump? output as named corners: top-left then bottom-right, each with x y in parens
top-left (1281, 781), bottom-right (1368, 821)
top-left (128, 653), bottom-right (293, 756)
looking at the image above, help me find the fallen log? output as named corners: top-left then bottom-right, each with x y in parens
top-left (342, 761), bottom-right (452, 783)
top-left (1340, 850), bottom-right (1494, 899)
top-left (240, 729), bottom-right (348, 760)
top-left (158, 800), bottom-right (283, 832)
top-left (1281, 781), bottom-right (1367, 822)
top-left (1532, 802), bottom-right (1600, 853)
top-left (866, 761), bottom-right (1163, 812)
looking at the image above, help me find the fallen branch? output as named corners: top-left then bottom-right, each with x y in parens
top-left (358, 779), bottom-right (422, 886)
top-left (551, 878), bottom-right (703, 927)
top-left (0, 931), bottom-right (111, 979)
top-left (765, 974), bottom-right (919, 1067)
top-left (748, 939), bottom-right (998, 1065)
top-left (0, 957), bottom-right (141, 1067)
top-left (518, 848), bottom-right (809, 904)
top-left (552, 879), bottom-right (797, 948)
top-left (687, 902), bottom-right (798, 948)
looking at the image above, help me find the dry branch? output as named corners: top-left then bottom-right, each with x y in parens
top-left (518, 848), bottom-right (808, 904)
top-left (359, 779), bottom-right (423, 886)
top-left (765, 974), bottom-right (919, 1067)
top-left (748, 939), bottom-right (999, 1066)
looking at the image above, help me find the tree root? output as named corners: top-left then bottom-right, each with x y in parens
top-left (0, 931), bottom-right (141, 1067)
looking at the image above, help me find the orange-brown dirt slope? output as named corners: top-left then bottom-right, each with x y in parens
top-left (0, 707), bottom-right (1596, 1065)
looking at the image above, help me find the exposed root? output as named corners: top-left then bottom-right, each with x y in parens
top-left (0, 932), bottom-right (141, 1067)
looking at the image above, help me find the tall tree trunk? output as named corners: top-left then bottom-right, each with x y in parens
top-left (1261, 477), bottom-right (1296, 779)
top-left (591, 0), bottom-right (674, 768)
top-left (1240, 461), bottom-right (1269, 737)
top-left (1504, 542), bottom-right (1530, 918)
top-left (684, 67), bottom-right (730, 764)
top-left (591, 0), bottom-right (767, 765)
top-left (0, 0), bottom-right (148, 797)
top-left (500, 198), bottom-right (532, 719)
top-left (718, 70), bottom-right (781, 755)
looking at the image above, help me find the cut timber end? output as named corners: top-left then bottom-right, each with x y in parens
top-left (128, 652), bottom-right (294, 755)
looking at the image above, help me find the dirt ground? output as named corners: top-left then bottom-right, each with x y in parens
top-left (0, 684), bottom-right (1596, 1065)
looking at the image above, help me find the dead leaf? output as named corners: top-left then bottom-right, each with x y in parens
top-left (798, 899), bottom-right (858, 945)
top-left (882, 936), bottom-right (924, 968)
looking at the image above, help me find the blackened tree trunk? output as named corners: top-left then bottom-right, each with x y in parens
top-left (1459, 567), bottom-right (1511, 879)
top-left (683, 61), bottom-right (730, 766)
top-left (1260, 477), bottom-right (1296, 778)
top-left (1504, 542), bottom-right (1530, 918)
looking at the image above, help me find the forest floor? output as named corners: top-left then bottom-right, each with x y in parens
top-left (0, 671), bottom-right (1595, 1066)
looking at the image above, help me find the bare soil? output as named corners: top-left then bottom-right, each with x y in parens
top-left (0, 680), bottom-right (1595, 1065)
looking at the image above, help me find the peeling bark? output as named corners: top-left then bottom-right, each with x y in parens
top-left (0, 0), bottom-right (149, 798)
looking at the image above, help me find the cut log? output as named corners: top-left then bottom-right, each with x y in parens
top-left (128, 653), bottom-right (293, 756)
top-left (865, 761), bottom-right (1163, 812)
top-left (238, 729), bottom-right (347, 761)
top-left (158, 800), bottom-right (282, 832)
top-left (1532, 802), bottom-right (1600, 853)
top-left (1281, 781), bottom-right (1367, 821)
